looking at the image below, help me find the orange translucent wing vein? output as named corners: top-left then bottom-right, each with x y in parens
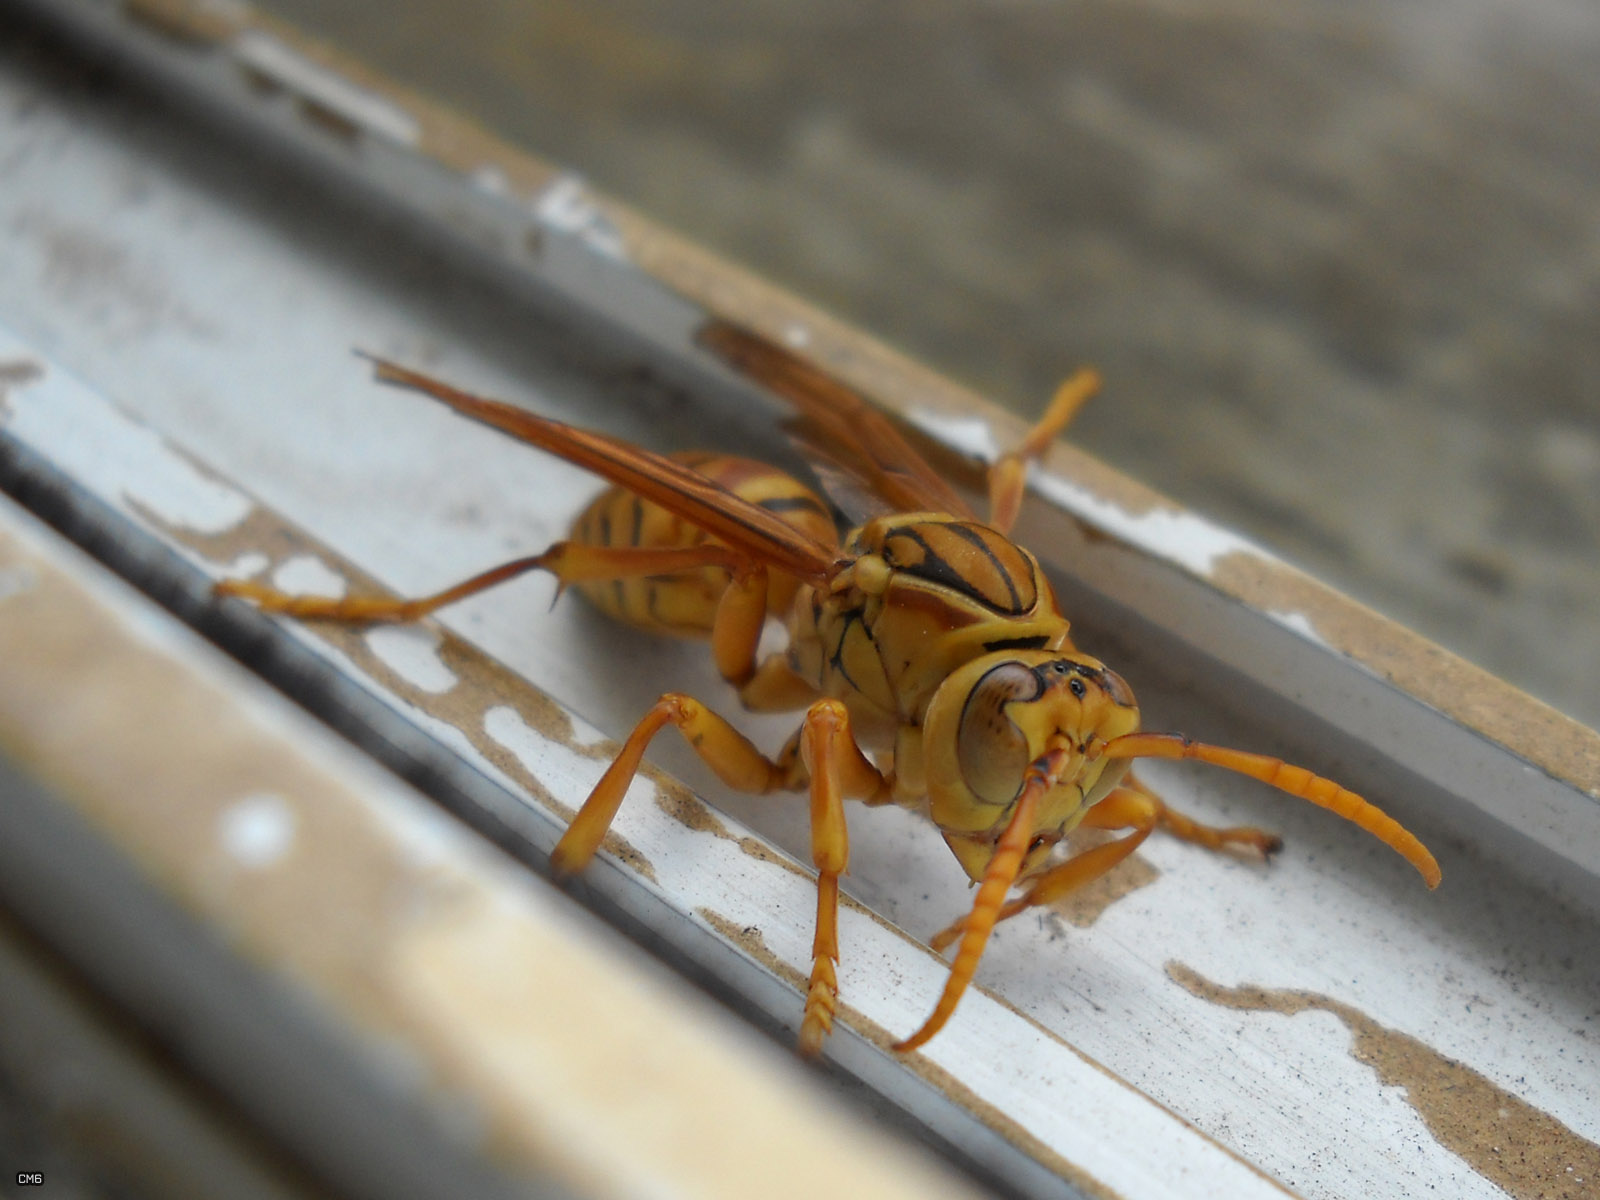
top-left (697, 320), bottom-right (977, 521)
top-left (361, 354), bottom-right (839, 586)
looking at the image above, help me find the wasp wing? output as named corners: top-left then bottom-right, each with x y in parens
top-left (697, 321), bottom-right (978, 522)
top-left (362, 355), bottom-right (839, 587)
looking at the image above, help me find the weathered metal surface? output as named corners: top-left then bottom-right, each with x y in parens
top-left (1, 4), bottom-right (1597, 1199)
top-left (0, 494), bottom-right (990, 1200)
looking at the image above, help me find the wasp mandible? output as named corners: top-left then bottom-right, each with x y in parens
top-left (218, 323), bottom-right (1440, 1056)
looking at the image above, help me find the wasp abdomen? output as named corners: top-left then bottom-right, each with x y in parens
top-left (571, 454), bottom-right (836, 636)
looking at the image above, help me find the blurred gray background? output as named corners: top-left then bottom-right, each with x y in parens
top-left (260, 0), bottom-right (1600, 731)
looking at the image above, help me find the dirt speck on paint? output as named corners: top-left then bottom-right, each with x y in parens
top-left (1168, 962), bottom-right (1600, 1200)
top-left (0, 358), bottom-right (44, 393)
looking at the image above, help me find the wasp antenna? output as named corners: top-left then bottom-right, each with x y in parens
top-left (894, 748), bottom-right (1065, 1053)
top-left (352, 348), bottom-right (402, 378)
top-left (1101, 733), bottom-right (1441, 888)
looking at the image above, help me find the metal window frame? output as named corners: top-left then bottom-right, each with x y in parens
top-left (2, 3), bottom-right (1596, 1198)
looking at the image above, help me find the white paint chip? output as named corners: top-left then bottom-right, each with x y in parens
top-left (217, 551), bottom-right (271, 580)
top-left (271, 554), bottom-right (346, 597)
top-left (232, 32), bottom-right (421, 147)
top-left (1267, 608), bottom-right (1332, 649)
top-left (365, 625), bottom-right (459, 694)
top-left (533, 174), bottom-right (629, 262)
top-left (482, 704), bottom-right (550, 773)
top-left (908, 410), bottom-right (1001, 460)
top-left (1035, 473), bottom-right (1265, 577)
top-left (909, 404), bottom-right (1274, 578)
top-left (0, 323), bottom-right (254, 536)
top-left (482, 702), bottom-right (611, 771)
top-left (219, 792), bottom-right (298, 868)
top-left (470, 165), bottom-right (510, 196)
top-left (0, 563), bottom-right (38, 601)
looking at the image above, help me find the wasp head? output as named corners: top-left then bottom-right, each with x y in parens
top-left (922, 649), bottom-right (1142, 883)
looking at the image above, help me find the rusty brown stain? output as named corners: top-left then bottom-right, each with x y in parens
top-left (144, 501), bottom-right (663, 883)
top-left (736, 835), bottom-right (811, 879)
top-left (121, 0), bottom-right (244, 45)
top-left (295, 97), bottom-right (362, 145)
top-left (1168, 962), bottom-right (1600, 1200)
top-left (0, 359), bottom-right (44, 393)
top-left (648, 779), bottom-right (812, 881)
top-left (236, 64), bottom-right (283, 99)
top-left (653, 785), bottom-right (729, 840)
top-left (1211, 550), bottom-right (1600, 799)
top-left (694, 909), bottom-right (1128, 1200)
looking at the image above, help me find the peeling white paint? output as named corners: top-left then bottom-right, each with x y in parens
top-left (216, 551), bottom-right (271, 580)
top-left (469, 165), bottom-right (510, 197)
top-left (232, 32), bottom-right (421, 147)
top-left (270, 554), bottom-right (346, 597)
top-left (909, 405), bottom-right (1271, 577)
top-left (218, 792), bottom-right (297, 868)
top-left (908, 409), bottom-right (1001, 461)
top-left (0, 324), bottom-right (253, 536)
top-left (482, 704), bottom-right (576, 780)
top-left (1267, 608), bottom-right (1332, 650)
top-left (533, 175), bottom-right (629, 262)
top-left (1033, 472), bottom-right (1266, 577)
top-left (365, 625), bottom-right (459, 695)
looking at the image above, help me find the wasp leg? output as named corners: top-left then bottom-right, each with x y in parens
top-left (214, 542), bottom-right (748, 624)
top-left (927, 786), bottom-right (1158, 953)
top-left (987, 367), bottom-right (1102, 534)
top-left (1124, 769), bottom-right (1283, 858)
top-left (550, 693), bottom-right (887, 1056)
top-left (792, 699), bottom-right (890, 1056)
top-left (552, 693), bottom-right (780, 876)
top-left (737, 658), bottom-right (820, 713)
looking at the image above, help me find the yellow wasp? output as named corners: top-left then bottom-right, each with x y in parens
top-left (218, 322), bottom-right (1440, 1056)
